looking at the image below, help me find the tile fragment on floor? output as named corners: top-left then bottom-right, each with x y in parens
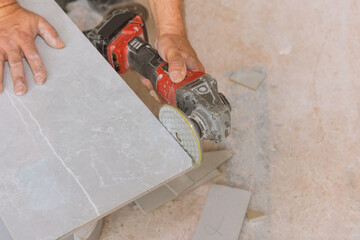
top-left (167, 174), bottom-right (195, 194)
top-left (246, 209), bottom-right (267, 223)
top-left (192, 184), bottom-right (251, 240)
top-left (73, 219), bottom-right (103, 240)
top-left (181, 169), bottom-right (221, 196)
top-left (187, 150), bottom-right (233, 182)
top-left (135, 150), bottom-right (233, 213)
top-left (135, 185), bottom-right (177, 214)
top-left (229, 66), bottom-right (266, 90)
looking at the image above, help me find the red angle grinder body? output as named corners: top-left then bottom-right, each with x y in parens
top-left (106, 15), bottom-right (204, 106)
top-left (87, 11), bottom-right (231, 143)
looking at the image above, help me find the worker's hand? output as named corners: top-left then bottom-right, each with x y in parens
top-left (0, 2), bottom-right (65, 95)
top-left (140, 33), bottom-right (204, 103)
top-left (155, 33), bottom-right (204, 83)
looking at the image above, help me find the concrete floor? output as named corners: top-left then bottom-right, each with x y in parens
top-left (67, 0), bottom-right (360, 239)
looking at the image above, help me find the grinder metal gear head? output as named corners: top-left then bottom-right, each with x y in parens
top-left (176, 74), bottom-right (231, 143)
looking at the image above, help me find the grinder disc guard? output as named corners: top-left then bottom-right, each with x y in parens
top-left (159, 105), bottom-right (202, 166)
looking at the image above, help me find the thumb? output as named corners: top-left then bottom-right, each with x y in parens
top-left (167, 50), bottom-right (186, 83)
top-left (38, 17), bottom-right (65, 49)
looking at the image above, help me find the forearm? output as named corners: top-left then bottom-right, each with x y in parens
top-left (146, 0), bottom-right (204, 84)
top-left (148, 0), bottom-right (186, 37)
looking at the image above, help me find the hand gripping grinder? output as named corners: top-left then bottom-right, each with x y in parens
top-left (86, 11), bottom-right (231, 166)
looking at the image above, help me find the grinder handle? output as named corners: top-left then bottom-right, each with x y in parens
top-left (127, 36), bottom-right (166, 89)
top-left (126, 36), bottom-right (205, 106)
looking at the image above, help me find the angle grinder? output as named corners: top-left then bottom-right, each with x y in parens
top-left (86, 10), bottom-right (231, 166)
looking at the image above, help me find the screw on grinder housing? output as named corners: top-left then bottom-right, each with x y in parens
top-left (86, 10), bottom-right (231, 142)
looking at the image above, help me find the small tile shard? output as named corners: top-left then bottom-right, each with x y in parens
top-left (135, 186), bottom-right (177, 214)
top-left (229, 66), bottom-right (266, 90)
top-left (134, 150), bottom-right (232, 214)
top-left (167, 174), bottom-right (195, 194)
top-left (187, 150), bottom-right (233, 182)
top-left (73, 219), bottom-right (103, 240)
top-left (246, 209), bottom-right (267, 222)
top-left (192, 184), bottom-right (251, 240)
top-left (182, 169), bottom-right (220, 195)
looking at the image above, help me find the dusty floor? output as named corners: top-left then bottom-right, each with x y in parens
top-left (66, 0), bottom-right (360, 239)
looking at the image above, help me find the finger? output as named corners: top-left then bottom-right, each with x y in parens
top-left (38, 17), bottom-right (65, 49)
top-left (149, 90), bottom-right (163, 103)
top-left (140, 77), bottom-right (166, 103)
top-left (7, 47), bottom-right (27, 95)
top-left (139, 76), bottom-right (154, 91)
top-left (0, 50), bottom-right (4, 93)
top-left (185, 56), bottom-right (205, 72)
top-left (167, 50), bottom-right (186, 83)
top-left (22, 41), bottom-right (46, 84)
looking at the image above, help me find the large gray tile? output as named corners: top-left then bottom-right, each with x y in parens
top-left (0, 1), bottom-right (193, 239)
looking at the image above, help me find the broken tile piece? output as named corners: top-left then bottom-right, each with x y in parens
top-left (187, 150), bottom-right (233, 182)
top-left (230, 66), bottom-right (266, 90)
top-left (73, 219), bottom-right (103, 240)
top-left (192, 184), bottom-right (251, 240)
top-left (182, 169), bottom-right (221, 196)
top-left (135, 150), bottom-right (232, 214)
top-left (246, 209), bottom-right (267, 222)
top-left (135, 186), bottom-right (177, 214)
top-left (167, 174), bottom-right (195, 194)
top-left (135, 169), bottom-right (221, 214)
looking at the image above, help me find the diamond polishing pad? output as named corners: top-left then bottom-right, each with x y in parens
top-left (159, 105), bottom-right (202, 167)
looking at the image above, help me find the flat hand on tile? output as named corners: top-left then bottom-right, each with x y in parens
top-left (0, 1), bottom-right (65, 95)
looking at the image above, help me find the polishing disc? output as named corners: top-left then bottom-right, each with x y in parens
top-left (159, 105), bottom-right (202, 167)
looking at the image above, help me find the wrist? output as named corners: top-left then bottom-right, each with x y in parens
top-left (157, 24), bottom-right (187, 38)
top-left (149, 0), bottom-right (187, 38)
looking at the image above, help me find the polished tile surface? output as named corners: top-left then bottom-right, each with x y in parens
top-left (0, 1), bottom-right (192, 240)
top-left (0, 216), bottom-right (13, 240)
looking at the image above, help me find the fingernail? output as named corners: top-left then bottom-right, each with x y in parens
top-left (15, 84), bottom-right (26, 95)
top-left (170, 71), bottom-right (184, 83)
top-left (57, 37), bottom-right (65, 48)
top-left (149, 90), bottom-right (157, 97)
top-left (35, 73), bottom-right (45, 84)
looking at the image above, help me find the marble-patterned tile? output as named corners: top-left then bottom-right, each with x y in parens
top-left (0, 1), bottom-right (193, 240)
top-left (0, 216), bottom-right (13, 240)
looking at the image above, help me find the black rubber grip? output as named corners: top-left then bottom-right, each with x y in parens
top-left (127, 37), bottom-right (165, 88)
